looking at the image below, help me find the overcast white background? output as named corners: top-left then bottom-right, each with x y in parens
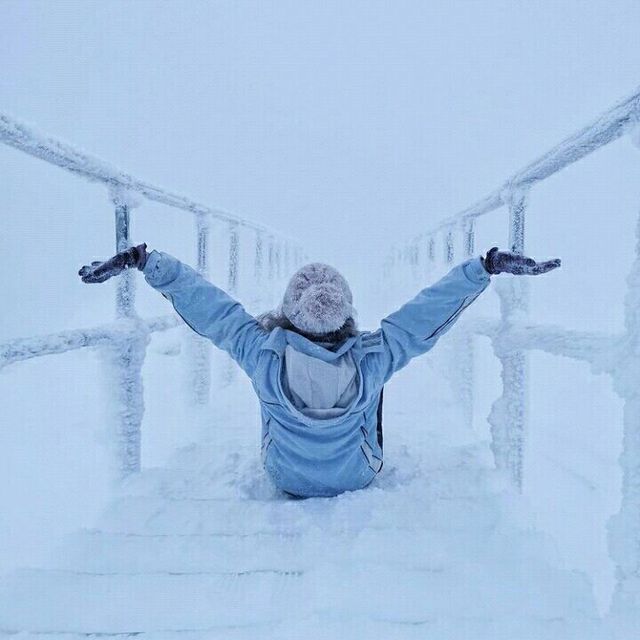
top-left (2, 0), bottom-right (640, 336)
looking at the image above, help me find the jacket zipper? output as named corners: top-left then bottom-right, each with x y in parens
top-left (164, 293), bottom-right (209, 339)
top-left (424, 297), bottom-right (468, 341)
top-left (424, 291), bottom-right (482, 341)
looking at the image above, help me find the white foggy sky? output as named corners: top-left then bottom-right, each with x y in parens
top-left (1, 0), bottom-right (639, 336)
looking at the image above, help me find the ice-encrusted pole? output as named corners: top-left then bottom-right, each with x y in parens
top-left (420, 236), bottom-right (430, 280)
top-left (445, 228), bottom-right (455, 264)
top-left (222, 223), bottom-right (240, 385)
top-left (284, 243), bottom-right (291, 277)
top-left (607, 126), bottom-right (640, 636)
top-left (409, 240), bottom-right (420, 283)
top-left (185, 213), bottom-right (212, 405)
top-left (464, 217), bottom-right (475, 257)
top-left (253, 231), bottom-right (264, 308)
top-left (268, 235), bottom-right (276, 305)
top-left (114, 198), bottom-right (134, 317)
top-left (425, 236), bottom-right (436, 282)
top-left (449, 219), bottom-right (476, 430)
top-left (228, 222), bottom-right (240, 294)
top-left (428, 236), bottom-right (436, 263)
top-left (488, 186), bottom-right (530, 490)
top-left (275, 241), bottom-right (283, 281)
top-left (461, 220), bottom-right (476, 423)
top-left (102, 188), bottom-right (149, 478)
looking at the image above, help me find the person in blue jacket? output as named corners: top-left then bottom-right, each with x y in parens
top-left (80, 244), bottom-right (560, 498)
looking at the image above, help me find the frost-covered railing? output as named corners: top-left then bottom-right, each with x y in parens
top-left (384, 86), bottom-right (640, 630)
top-left (0, 115), bottom-right (304, 478)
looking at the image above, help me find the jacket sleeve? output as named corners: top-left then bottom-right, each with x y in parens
top-left (370, 257), bottom-right (490, 383)
top-left (143, 250), bottom-right (267, 377)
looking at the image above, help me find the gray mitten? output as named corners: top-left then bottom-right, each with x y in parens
top-left (79, 243), bottom-right (148, 284)
top-left (482, 246), bottom-right (561, 276)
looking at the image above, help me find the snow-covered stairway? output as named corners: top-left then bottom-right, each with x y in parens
top-left (0, 355), bottom-right (608, 640)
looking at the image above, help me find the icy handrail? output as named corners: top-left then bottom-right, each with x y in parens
top-left (0, 315), bottom-right (181, 370)
top-left (385, 88), bottom-right (640, 626)
top-left (0, 113), bottom-right (294, 240)
top-left (469, 317), bottom-right (620, 373)
top-left (0, 113), bottom-right (306, 480)
top-left (411, 85), bottom-right (640, 242)
top-left (386, 88), bottom-right (640, 490)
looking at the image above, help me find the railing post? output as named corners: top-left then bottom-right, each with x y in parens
top-left (103, 189), bottom-right (148, 479)
top-left (284, 243), bottom-right (291, 276)
top-left (607, 128), bottom-right (640, 636)
top-left (185, 213), bottom-right (212, 405)
top-left (488, 186), bottom-right (530, 490)
top-left (228, 222), bottom-right (240, 294)
top-left (419, 236), bottom-right (428, 280)
top-left (253, 231), bottom-right (264, 308)
top-left (115, 200), bottom-right (135, 318)
top-left (409, 240), bottom-right (420, 283)
top-left (464, 217), bottom-right (475, 257)
top-left (266, 236), bottom-right (276, 307)
top-left (222, 223), bottom-right (240, 385)
top-left (268, 236), bottom-right (276, 280)
top-left (457, 219), bottom-right (476, 428)
top-left (440, 221), bottom-right (476, 432)
top-left (275, 241), bottom-right (283, 281)
top-left (445, 227), bottom-right (455, 264)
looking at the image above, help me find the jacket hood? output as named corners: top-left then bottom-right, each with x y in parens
top-left (260, 327), bottom-right (359, 361)
top-left (283, 345), bottom-right (358, 419)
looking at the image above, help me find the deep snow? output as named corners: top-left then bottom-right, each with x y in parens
top-left (0, 343), bottom-right (611, 638)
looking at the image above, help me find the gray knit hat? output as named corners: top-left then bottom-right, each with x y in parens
top-left (281, 263), bottom-right (354, 335)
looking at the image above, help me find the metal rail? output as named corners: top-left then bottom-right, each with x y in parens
top-left (385, 86), bottom-right (640, 627)
top-left (0, 117), bottom-right (304, 478)
top-left (0, 113), bottom-right (297, 238)
top-left (410, 86), bottom-right (640, 243)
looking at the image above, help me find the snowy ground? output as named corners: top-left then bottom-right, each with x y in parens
top-left (0, 339), bottom-right (611, 639)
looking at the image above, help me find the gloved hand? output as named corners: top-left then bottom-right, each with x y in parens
top-left (79, 243), bottom-right (148, 283)
top-left (482, 246), bottom-right (561, 276)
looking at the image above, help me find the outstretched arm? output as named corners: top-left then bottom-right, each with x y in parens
top-left (79, 245), bottom-right (267, 376)
top-left (374, 257), bottom-right (490, 381)
top-left (370, 248), bottom-right (561, 383)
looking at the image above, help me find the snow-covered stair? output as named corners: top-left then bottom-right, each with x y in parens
top-left (0, 356), bottom-right (610, 639)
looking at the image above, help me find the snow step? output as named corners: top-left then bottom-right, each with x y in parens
top-left (0, 615), bottom-right (611, 640)
top-left (45, 529), bottom-right (309, 574)
top-left (0, 563), bottom-right (605, 638)
top-left (44, 523), bottom-right (509, 575)
top-left (95, 495), bottom-right (313, 537)
top-left (95, 491), bottom-right (503, 538)
top-left (0, 568), bottom-right (301, 633)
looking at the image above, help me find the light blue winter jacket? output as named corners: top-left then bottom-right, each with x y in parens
top-left (143, 251), bottom-right (490, 498)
